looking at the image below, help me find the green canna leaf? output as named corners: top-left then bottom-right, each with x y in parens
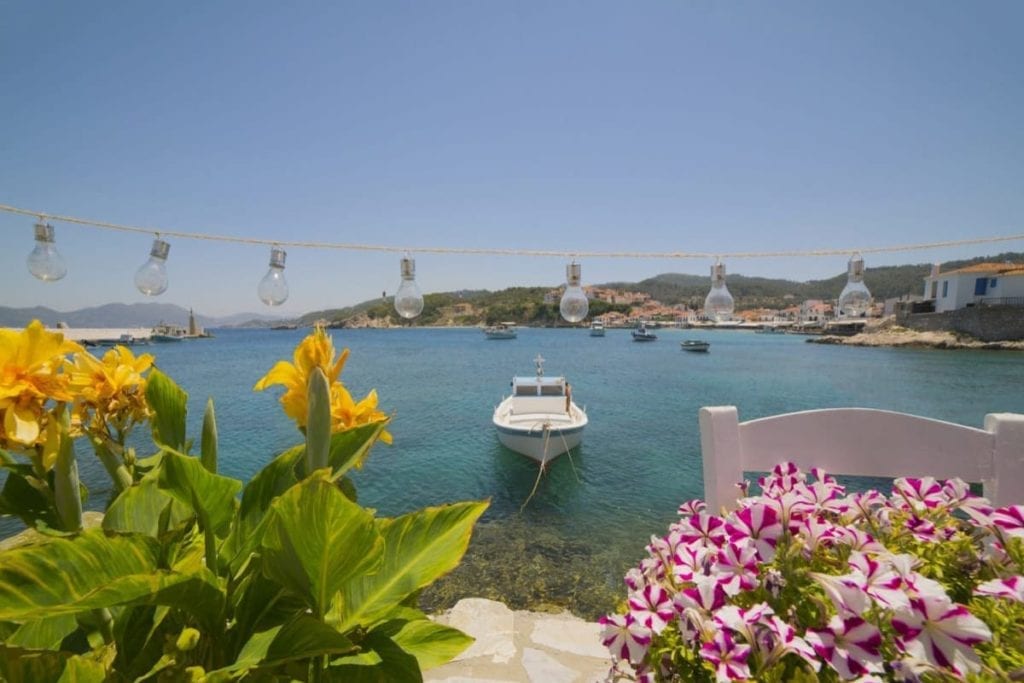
top-left (261, 472), bottom-right (383, 617)
top-left (336, 500), bottom-right (488, 632)
top-left (145, 368), bottom-right (188, 451)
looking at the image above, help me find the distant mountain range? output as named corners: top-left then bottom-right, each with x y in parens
top-left (0, 303), bottom-right (283, 329)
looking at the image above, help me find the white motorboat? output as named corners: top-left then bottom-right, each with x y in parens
top-left (589, 321), bottom-right (605, 337)
top-left (631, 325), bottom-right (657, 342)
top-left (493, 354), bottom-right (587, 465)
top-left (680, 340), bottom-right (710, 352)
top-left (484, 322), bottom-right (517, 340)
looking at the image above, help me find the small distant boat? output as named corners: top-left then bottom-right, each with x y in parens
top-left (631, 325), bottom-right (657, 342)
top-left (681, 340), bottom-right (710, 353)
top-left (271, 323), bottom-right (298, 331)
top-left (484, 322), bottom-right (517, 340)
top-left (755, 325), bottom-right (784, 334)
top-left (493, 354), bottom-right (587, 464)
top-left (151, 322), bottom-right (187, 343)
top-left (96, 333), bottom-right (148, 347)
top-left (589, 321), bottom-right (606, 337)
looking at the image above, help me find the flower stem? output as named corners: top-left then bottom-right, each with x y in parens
top-left (53, 413), bottom-right (83, 532)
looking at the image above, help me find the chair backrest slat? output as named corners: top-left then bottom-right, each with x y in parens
top-left (699, 406), bottom-right (1024, 511)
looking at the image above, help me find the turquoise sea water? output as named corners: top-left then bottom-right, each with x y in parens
top-left (4, 328), bottom-right (1024, 616)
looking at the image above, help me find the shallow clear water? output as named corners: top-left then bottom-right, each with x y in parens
top-left (4, 327), bottom-right (1023, 617)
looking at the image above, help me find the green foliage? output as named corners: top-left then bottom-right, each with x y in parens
top-left (0, 352), bottom-right (486, 680)
top-left (145, 368), bottom-right (188, 451)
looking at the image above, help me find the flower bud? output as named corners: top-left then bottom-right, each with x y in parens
top-left (176, 627), bottom-right (200, 652)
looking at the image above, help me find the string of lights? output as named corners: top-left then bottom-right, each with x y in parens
top-left (4, 201), bottom-right (1022, 320)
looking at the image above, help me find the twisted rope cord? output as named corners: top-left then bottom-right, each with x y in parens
top-left (2, 202), bottom-right (1021, 259)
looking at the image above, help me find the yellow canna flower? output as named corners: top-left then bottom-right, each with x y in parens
top-left (67, 345), bottom-right (153, 435)
top-left (330, 385), bottom-right (392, 445)
top-left (256, 326), bottom-right (390, 444)
top-left (254, 326), bottom-right (350, 427)
top-left (0, 320), bottom-right (82, 450)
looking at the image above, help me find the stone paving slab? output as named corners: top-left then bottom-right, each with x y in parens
top-left (427, 598), bottom-right (612, 683)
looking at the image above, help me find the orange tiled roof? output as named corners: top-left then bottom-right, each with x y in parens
top-left (937, 262), bottom-right (1024, 276)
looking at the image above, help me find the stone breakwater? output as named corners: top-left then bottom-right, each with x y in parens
top-left (427, 598), bottom-right (612, 683)
top-left (808, 328), bottom-right (1024, 351)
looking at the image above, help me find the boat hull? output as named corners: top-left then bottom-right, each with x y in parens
top-left (681, 342), bottom-right (710, 352)
top-left (589, 329), bottom-right (605, 337)
top-left (495, 423), bottom-right (584, 464)
top-left (493, 395), bottom-right (587, 465)
top-left (485, 332), bottom-right (517, 340)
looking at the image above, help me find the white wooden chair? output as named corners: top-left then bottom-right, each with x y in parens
top-left (699, 407), bottom-right (1024, 511)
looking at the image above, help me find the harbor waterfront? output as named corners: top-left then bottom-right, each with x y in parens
top-left (3, 326), bottom-right (1022, 618)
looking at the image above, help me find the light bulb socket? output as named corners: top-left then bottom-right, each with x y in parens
top-left (400, 257), bottom-right (415, 280)
top-left (269, 247), bottom-right (286, 269)
top-left (150, 238), bottom-right (170, 260)
top-left (566, 262), bottom-right (582, 287)
top-left (848, 256), bottom-right (865, 282)
top-left (711, 262), bottom-right (726, 285)
top-left (34, 221), bottom-right (55, 243)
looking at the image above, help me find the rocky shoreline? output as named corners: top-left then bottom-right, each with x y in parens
top-left (808, 327), bottom-right (1024, 351)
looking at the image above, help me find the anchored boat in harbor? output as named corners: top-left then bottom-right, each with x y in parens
top-left (493, 354), bottom-right (587, 465)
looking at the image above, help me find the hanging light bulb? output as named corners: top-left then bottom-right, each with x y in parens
top-left (559, 261), bottom-right (589, 323)
top-left (258, 247), bottom-right (289, 306)
top-left (26, 220), bottom-right (67, 282)
top-left (704, 261), bottom-right (735, 322)
top-left (134, 237), bottom-right (170, 296)
top-left (394, 256), bottom-right (424, 319)
top-left (838, 253), bottom-right (871, 318)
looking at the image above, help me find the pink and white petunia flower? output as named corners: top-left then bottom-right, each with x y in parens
top-left (765, 489), bottom-right (814, 531)
top-left (713, 603), bottom-right (773, 645)
top-left (798, 480), bottom-right (850, 516)
top-left (842, 490), bottom-right (886, 522)
top-left (599, 613), bottom-right (652, 665)
top-left (974, 575), bottom-right (1024, 603)
top-left (905, 516), bottom-right (941, 543)
top-left (678, 499), bottom-right (707, 516)
top-left (627, 584), bottom-right (676, 634)
top-left (810, 572), bottom-right (869, 616)
top-left (624, 566), bottom-right (647, 592)
top-left (674, 512), bottom-right (728, 550)
top-left (991, 505), bottom-right (1024, 539)
top-left (805, 616), bottom-right (884, 680)
top-left (700, 631), bottom-right (752, 683)
top-left (893, 477), bottom-right (944, 512)
top-left (761, 615), bottom-right (820, 671)
top-left (711, 542), bottom-right (759, 596)
top-left (892, 595), bottom-right (992, 676)
top-left (847, 552), bottom-right (910, 611)
top-left (810, 466), bottom-right (836, 484)
top-left (941, 478), bottom-right (993, 525)
top-left (671, 543), bottom-right (711, 583)
top-left (799, 515), bottom-right (839, 556)
top-left (833, 526), bottom-right (885, 553)
top-left (887, 554), bottom-right (949, 601)
top-left (725, 503), bottom-right (784, 562)
top-left (675, 574), bottom-right (727, 612)
top-left (679, 606), bottom-right (717, 644)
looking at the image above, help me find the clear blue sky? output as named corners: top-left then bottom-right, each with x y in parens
top-left (1, 1), bottom-right (1021, 317)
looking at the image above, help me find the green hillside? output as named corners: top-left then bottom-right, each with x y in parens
top-left (281, 251), bottom-right (1024, 327)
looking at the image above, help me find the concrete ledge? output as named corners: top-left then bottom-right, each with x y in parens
top-left (428, 598), bottom-right (612, 683)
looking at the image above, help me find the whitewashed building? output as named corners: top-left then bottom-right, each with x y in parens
top-left (923, 262), bottom-right (1024, 313)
